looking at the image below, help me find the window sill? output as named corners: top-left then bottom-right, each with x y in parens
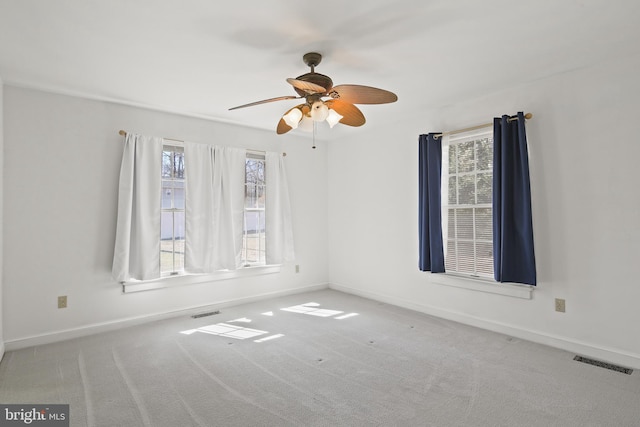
top-left (430, 273), bottom-right (533, 299)
top-left (122, 265), bottom-right (281, 293)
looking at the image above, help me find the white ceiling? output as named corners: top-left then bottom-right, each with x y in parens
top-left (1, 0), bottom-right (639, 139)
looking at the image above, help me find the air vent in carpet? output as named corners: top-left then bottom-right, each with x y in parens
top-left (191, 310), bottom-right (220, 319)
top-left (573, 356), bottom-right (633, 375)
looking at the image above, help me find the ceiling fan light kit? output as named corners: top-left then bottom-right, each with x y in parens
top-left (229, 52), bottom-right (397, 135)
top-left (326, 109), bottom-right (343, 128)
top-left (283, 108), bottom-right (303, 129)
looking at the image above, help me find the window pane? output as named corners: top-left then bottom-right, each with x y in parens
top-left (476, 242), bottom-right (493, 276)
top-left (244, 211), bottom-right (264, 233)
top-left (160, 211), bottom-right (174, 274)
top-left (160, 210), bottom-right (185, 274)
top-left (458, 175), bottom-right (475, 205)
top-left (174, 211), bottom-right (185, 240)
top-left (475, 208), bottom-right (492, 241)
top-left (245, 183), bottom-right (255, 208)
top-left (457, 241), bottom-right (475, 273)
top-left (476, 138), bottom-right (492, 171)
top-left (243, 211), bottom-right (265, 265)
top-left (173, 149), bottom-right (184, 179)
top-left (457, 140), bottom-right (475, 173)
top-left (162, 180), bottom-right (185, 209)
top-left (162, 181), bottom-right (173, 209)
top-left (162, 151), bottom-right (173, 178)
top-left (445, 240), bottom-right (457, 271)
top-left (246, 159), bottom-right (265, 184)
top-left (173, 181), bottom-right (185, 209)
top-left (448, 144), bottom-right (457, 172)
top-left (456, 208), bottom-right (474, 240)
top-left (245, 183), bottom-right (265, 209)
top-left (256, 185), bottom-right (265, 209)
top-left (447, 209), bottom-right (456, 238)
top-left (476, 172), bottom-right (492, 204)
top-left (163, 146), bottom-right (185, 179)
top-left (160, 211), bottom-right (173, 242)
top-left (245, 158), bottom-right (266, 208)
top-left (448, 176), bottom-right (457, 204)
top-left (174, 211), bottom-right (185, 271)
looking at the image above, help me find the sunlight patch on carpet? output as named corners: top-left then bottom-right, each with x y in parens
top-left (281, 302), bottom-right (343, 317)
top-left (181, 323), bottom-right (268, 340)
top-left (335, 313), bottom-right (359, 320)
top-left (254, 334), bottom-right (285, 343)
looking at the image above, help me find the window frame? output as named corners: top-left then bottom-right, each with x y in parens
top-left (441, 128), bottom-right (494, 280)
top-left (242, 152), bottom-right (267, 267)
top-left (161, 143), bottom-right (186, 277)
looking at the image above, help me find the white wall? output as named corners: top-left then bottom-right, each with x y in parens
top-left (3, 86), bottom-right (328, 346)
top-left (328, 51), bottom-right (640, 368)
top-left (0, 77), bottom-right (4, 359)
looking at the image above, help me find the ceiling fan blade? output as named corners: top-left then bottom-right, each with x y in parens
top-left (229, 95), bottom-right (299, 111)
top-left (276, 117), bottom-right (292, 135)
top-left (286, 78), bottom-right (326, 95)
top-left (329, 85), bottom-right (398, 104)
top-left (324, 99), bottom-right (366, 127)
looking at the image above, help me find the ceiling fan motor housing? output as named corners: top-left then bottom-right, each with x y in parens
top-left (291, 52), bottom-right (333, 97)
top-left (293, 72), bottom-right (333, 97)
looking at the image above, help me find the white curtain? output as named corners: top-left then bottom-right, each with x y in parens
top-left (265, 152), bottom-right (295, 264)
top-left (185, 143), bottom-right (246, 273)
top-left (112, 133), bottom-right (163, 282)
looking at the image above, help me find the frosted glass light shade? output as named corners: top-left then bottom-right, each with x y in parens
top-left (298, 116), bottom-right (314, 132)
top-left (310, 101), bottom-right (329, 122)
top-left (283, 108), bottom-right (302, 129)
top-left (326, 109), bottom-right (344, 128)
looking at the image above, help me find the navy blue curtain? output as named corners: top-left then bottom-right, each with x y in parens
top-left (418, 133), bottom-right (445, 272)
top-left (493, 112), bottom-right (536, 285)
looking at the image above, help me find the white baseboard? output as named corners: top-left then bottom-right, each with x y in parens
top-left (330, 282), bottom-right (640, 370)
top-left (5, 283), bottom-right (329, 351)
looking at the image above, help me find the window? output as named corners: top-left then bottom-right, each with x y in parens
top-left (160, 148), bottom-right (267, 275)
top-left (243, 154), bottom-right (266, 266)
top-left (161, 144), bottom-right (185, 276)
top-left (115, 133), bottom-right (294, 289)
top-left (441, 130), bottom-right (493, 279)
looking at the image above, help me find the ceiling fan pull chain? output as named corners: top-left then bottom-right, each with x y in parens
top-left (312, 122), bottom-right (317, 149)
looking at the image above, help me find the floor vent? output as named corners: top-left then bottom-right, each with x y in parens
top-left (573, 356), bottom-right (633, 375)
top-left (191, 310), bottom-right (220, 319)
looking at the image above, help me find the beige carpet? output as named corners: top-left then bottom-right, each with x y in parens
top-left (1, 289), bottom-right (639, 426)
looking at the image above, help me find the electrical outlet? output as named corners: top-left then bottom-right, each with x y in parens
top-left (295, 265), bottom-right (300, 273)
top-left (555, 298), bottom-right (565, 313)
top-left (58, 296), bottom-right (67, 309)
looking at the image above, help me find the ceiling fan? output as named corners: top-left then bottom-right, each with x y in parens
top-left (229, 52), bottom-right (398, 134)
